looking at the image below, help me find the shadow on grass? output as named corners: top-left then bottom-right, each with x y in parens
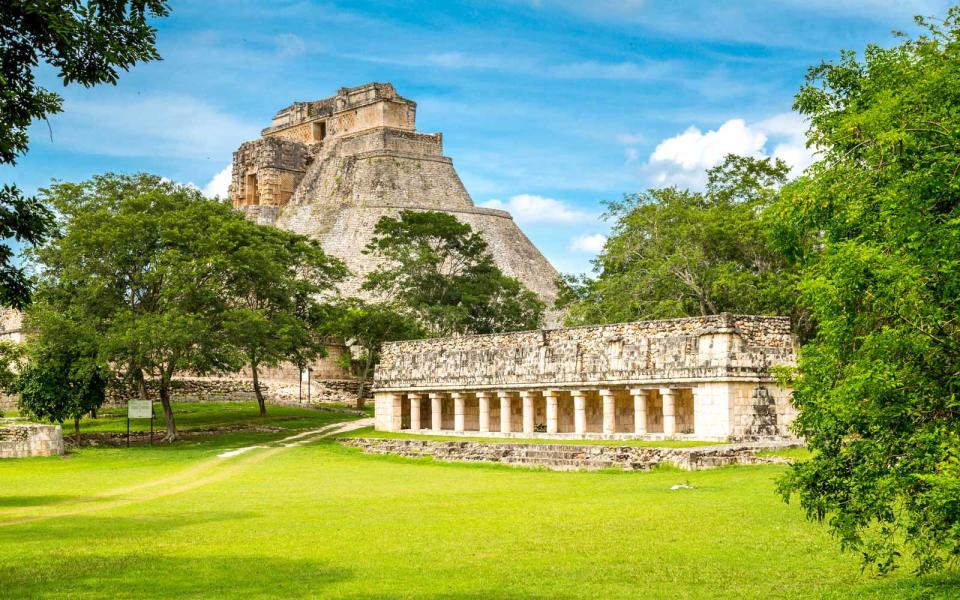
top-left (0, 510), bottom-right (256, 542)
top-left (0, 495), bottom-right (80, 508)
top-left (0, 552), bottom-right (351, 598)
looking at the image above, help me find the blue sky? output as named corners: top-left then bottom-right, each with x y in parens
top-left (5, 0), bottom-right (951, 274)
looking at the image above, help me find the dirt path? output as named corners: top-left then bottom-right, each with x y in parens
top-left (0, 418), bottom-right (373, 527)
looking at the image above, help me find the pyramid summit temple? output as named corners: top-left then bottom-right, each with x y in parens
top-left (229, 82), bottom-right (559, 309)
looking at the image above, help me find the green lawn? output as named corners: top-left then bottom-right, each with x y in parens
top-left (340, 426), bottom-right (728, 448)
top-left (1, 405), bottom-right (956, 598)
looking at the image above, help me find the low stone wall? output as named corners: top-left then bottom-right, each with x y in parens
top-left (339, 438), bottom-right (802, 471)
top-left (0, 422), bottom-right (64, 458)
top-left (106, 377), bottom-right (364, 406)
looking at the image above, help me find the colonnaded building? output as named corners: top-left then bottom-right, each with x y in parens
top-left (373, 314), bottom-right (797, 441)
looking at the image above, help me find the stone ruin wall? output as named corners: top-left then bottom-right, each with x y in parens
top-left (0, 423), bottom-right (63, 458)
top-left (375, 314), bottom-right (796, 390)
top-left (230, 137), bottom-right (312, 208)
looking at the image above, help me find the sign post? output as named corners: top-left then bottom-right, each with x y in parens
top-left (127, 400), bottom-right (155, 447)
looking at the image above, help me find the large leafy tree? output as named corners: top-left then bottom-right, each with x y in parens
top-left (771, 10), bottom-right (960, 574)
top-left (223, 224), bottom-right (346, 417)
top-left (34, 173), bottom-right (246, 441)
top-left (561, 155), bottom-right (796, 326)
top-left (363, 210), bottom-right (544, 336)
top-left (0, 1), bottom-right (169, 308)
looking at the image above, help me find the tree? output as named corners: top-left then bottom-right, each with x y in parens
top-left (770, 10), bottom-right (960, 574)
top-left (329, 300), bottom-right (423, 409)
top-left (561, 155), bottom-right (796, 326)
top-left (0, 1), bottom-right (169, 308)
top-left (363, 210), bottom-right (544, 336)
top-left (34, 173), bottom-right (246, 441)
top-left (9, 301), bottom-right (107, 444)
top-left (223, 224), bottom-right (346, 416)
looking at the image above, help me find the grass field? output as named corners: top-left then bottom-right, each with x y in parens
top-left (1, 403), bottom-right (957, 598)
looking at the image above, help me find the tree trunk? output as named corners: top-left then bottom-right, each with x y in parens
top-left (251, 361), bottom-right (267, 417)
top-left (74, 415), bottom-right (81, 446)
top-left (135, 368), bottom-right (149, 401)
top-left (158, 370), bottom-right (177, 442)
top-left (356, 354), bottom-right (373, 411)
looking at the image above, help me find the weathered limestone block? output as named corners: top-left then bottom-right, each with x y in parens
top-left (0, 423), bottom-right (64, 458)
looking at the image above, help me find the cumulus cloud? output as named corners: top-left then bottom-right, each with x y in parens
top-left (569, 233), bottom-right (607, 254)
top-left (202, 164), bottom-right (232, 198)
top-left (481, 194), bottom-right (594, 224)
top-left (645, 113), bottom-right (815, 188)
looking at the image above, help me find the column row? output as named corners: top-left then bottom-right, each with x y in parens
top-left (396, 388), bottom-right (683, 436)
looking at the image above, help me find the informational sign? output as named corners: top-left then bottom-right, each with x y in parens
top-left (128, 400), bottom-right (153, 419)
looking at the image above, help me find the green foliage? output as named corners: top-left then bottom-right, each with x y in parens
top-left (222, 222), bottom-right (346, 416)
top-left (561, 155), bottom-right (797, 326)
top-left (363, 210), bottom-right (544, 336)
top-left (327, 299), bottom-right (423, 406)
top-left (11, 335), bottom-right (106, 445)
top-left (32, 173), bottom-right (251, 440)
top-left (772, 10), bottom-right (960, 574)
top-left (0, 1), bottom-right (168, 308)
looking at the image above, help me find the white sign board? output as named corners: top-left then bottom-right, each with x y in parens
top-left (128, 400), bottom-right (153, 419)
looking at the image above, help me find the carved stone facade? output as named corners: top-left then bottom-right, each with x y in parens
top-left (229, 82), bottom-right (559, 313)
top-left (372, 314), bottom-right (797, 441)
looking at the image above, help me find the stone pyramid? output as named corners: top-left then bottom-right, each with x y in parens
top-left (229, 82), bottom-right (559, 315)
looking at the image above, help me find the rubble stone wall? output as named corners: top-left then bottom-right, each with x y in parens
top-left (339, 437), bottom-right (802, 471)
top-left (105, 377), bottom-right (364, 406)
top-left (0, 423), bottom-right (63, 458)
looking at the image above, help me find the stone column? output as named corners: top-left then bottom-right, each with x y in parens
top-left (600, 389), bottom-right (616, 434)
top-left (429, 392), bottom-right (443, 432)
top-left (477, 392), bottom-right (492, 433)
top-left (521, 391), bottom-right (535, 434)
top-left (452, 392), bottom-right (466, 433)
top-left (409, 394), bottom-right (422, 431)
top-left (498, 391), bottom-right (513, 433)
top-left (571, 390), bottom-right (587, 435)
top-left (629, 388), bottom-right (649, 434)
top-left (544, 390), bottom-right (559, 434)
top-left (660, 388), bottom-right (677, 436)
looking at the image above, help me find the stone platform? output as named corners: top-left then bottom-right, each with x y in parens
top-left (339, 437), bottom-right (803, 471)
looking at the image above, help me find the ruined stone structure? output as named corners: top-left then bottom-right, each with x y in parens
top-left (0, 422), bottom-right (63, 458)
top-left (341, 437), bottom-right (803, 471)
top-left (229, 82), bottom-right (559, 307)
top-left (373, 314), bottom-right (797, 441)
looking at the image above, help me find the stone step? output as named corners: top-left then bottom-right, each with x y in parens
top-left (502, 456), bottom-right (621, 470)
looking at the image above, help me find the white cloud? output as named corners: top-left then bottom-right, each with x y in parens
top-left (616, 132), bottom-right (645, 145)
top-left (646, 113), bottom-right (816, 188)
top-left (569, 233), bottom-right (607, 254)
top-left (202, 164), bottom-right (232, 198)
top-left (651, 119), bottom-right (767, 170)
top-left (41, 92), bottom-right (259, 161)
top-left (274, 33), bottom-right (307, 59)
top-left (548, 60), bottom-right (670, 81)
top-left (481, 194), bottom-right (595, 224)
